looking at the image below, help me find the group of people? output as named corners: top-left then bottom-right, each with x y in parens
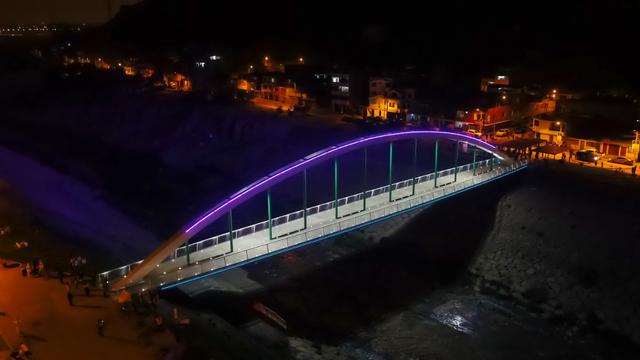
top-left (20, 259), bottom-right (45, 278)
top-left (8, 342), bottom-right (30, 359)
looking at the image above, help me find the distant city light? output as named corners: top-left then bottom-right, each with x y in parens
top-left (501, 95), bottom-right (507, 100)
top-left (196, 61), bottom-right (205, 68)
top-left (264, 56), bottom-right (269, 61)
top-left (210, 55), bottom-right (221, 60)
top-left (298, 57), bottom-right (304, 63)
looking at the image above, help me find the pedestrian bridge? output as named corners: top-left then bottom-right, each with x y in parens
top-left (104, 130), bottom-right (526, 292)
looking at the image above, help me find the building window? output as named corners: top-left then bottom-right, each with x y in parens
top-left (332, 77), bottom-right (339, 83)
top-left (533, 119), bottom-right (540, 127)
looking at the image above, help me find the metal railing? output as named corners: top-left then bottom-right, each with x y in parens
top-left (100, 158), bottom-right (524, 288)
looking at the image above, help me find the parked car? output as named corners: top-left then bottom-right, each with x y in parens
top-left (514, 126), bottom-right (529, 134)
top-left (608, 156), bottom-right (634, 166)
top-left (465, 129), bottom-right (482, 137)
top-left (494, 129), bottom-right (512, 138)
top-left (575, 150), bottom-right (601, 162)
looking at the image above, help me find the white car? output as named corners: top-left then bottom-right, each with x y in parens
top-left (494, 129), bottom-right (512, 138)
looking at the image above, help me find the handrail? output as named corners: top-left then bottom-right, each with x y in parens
top-left (99, 159), bottom-right (495, 280)
top-left (101, 160), bottom-right (526, 291)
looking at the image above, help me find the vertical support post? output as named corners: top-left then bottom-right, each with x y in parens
top-left (334, 158), bottom-right (339, 219)
top-left (185, 240), bottom-right (190, 265)
top-left (472, 149), bottom-right (478, 176)
top-left (267, 189), bottom-right (272, 240)
top-left (412, 138), bottom-right (418, 195)
top-left (362, 147), bottom-right (368, 211)
top-left (228, 209), bottom-right (234, 252)
top-left (303, 169), bottom-right (307, 230)
top-left (388, 142), bottom-right (393, 202)
top-left (433, 138), bottom-right (439, 187)
top-left (453, 140), bottom-right (459, 182)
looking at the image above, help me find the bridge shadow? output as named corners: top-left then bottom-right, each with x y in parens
top-left (164, 172), bottom-right (525, 344)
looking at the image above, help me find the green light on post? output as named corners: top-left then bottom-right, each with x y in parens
top-left (267, 189), bottom-right (272, 240)
top-left (434, 139), bottom-right (439, 187)
top-left (334, 158), bottom-right (339, 219)
top-left (388, 142), bottom-right (393, 202)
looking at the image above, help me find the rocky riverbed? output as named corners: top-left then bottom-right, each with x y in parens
top-left (470, 161), bottom-right (640, 350)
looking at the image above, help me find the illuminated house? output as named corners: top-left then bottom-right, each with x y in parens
top-left (254, 82), bottom-right (307, 111)
top-left (457, 98), bottom-right (557, 131)
top-left (163, 73), bottom-right (192, 92)
top-left (123, 66), bottom-right (136, 76)
top-left (366, 94), bottom-right (401, 119)
top-left (365, 78), bottom-right (416, 120)
top-left (237, 76), bottom-right (307, 111)
top-left (236, 78), bottom-right (254, 92)
top-left (326, 73), bottom-right (351, 114)
top-left (531, 116), bottom-right (565, 145)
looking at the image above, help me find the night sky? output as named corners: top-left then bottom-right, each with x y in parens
top-left (0, 0), bottom-right (140, 24)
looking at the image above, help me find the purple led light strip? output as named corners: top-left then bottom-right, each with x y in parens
top-left (185, 130), bottom-right (500, 234)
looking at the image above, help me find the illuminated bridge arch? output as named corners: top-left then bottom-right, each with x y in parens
top-left (110, 130), bottom-right (523, 291)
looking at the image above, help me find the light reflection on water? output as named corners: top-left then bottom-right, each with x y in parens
top-left (431, 300), bottom-right (475, 335)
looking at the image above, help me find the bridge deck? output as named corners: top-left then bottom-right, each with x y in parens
top-left (101, 159), bottom-right (526, 291)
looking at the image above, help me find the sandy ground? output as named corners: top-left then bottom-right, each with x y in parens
top-left (0, 263), bottom-right (176, 360)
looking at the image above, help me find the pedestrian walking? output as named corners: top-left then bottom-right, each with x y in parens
top-left (632, 165), bottom-right (637, 176)
top-left (96, 319), bottom-right (105, 336)
top-left (66, 284), bottom-right (74, 306)
top-left (58, 269), bottom-right (64, 284)
top-left (101, 278), bottom-right (109, 298)
top-left (25, 263), bottom-right (31, 277)
top-left (84, 284), bottom-right (91, 297)
top-left (21, 264), bottom-right (27, 277)
top-left (18, 342), bottom-right (31, 358)
top-left (38, 259), bottom-right (46, 278)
